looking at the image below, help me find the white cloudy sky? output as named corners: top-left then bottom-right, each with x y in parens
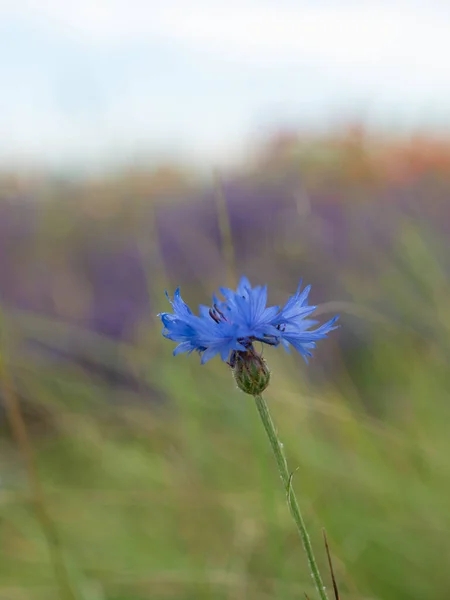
top-left (1, 0), bottom-right (449, 171)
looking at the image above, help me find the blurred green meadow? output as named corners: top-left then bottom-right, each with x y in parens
top-left (1, 129), bottom-right (450, 599)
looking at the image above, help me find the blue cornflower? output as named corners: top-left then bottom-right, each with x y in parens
top-left (158, 276), bottom-right (338, 366)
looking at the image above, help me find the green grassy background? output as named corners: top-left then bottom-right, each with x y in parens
top-left (1, 139), bottom-right (450, 599)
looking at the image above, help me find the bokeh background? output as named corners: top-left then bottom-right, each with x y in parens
top-left (1, 2), bottom-right (450, 599)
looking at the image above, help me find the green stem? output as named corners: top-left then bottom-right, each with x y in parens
top-left (254, 394), bottom-right (328, 600)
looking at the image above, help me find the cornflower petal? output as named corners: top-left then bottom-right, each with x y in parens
top-left (278, 316), bottom-right (339, 361)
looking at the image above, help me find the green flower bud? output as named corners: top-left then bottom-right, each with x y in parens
top-left (231, 348), bottom-right (271, 395)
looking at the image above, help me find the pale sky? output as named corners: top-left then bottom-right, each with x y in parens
top-left (1, 0), bottom-right (449, 172)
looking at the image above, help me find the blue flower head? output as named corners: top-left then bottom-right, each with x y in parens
top-left (158, 276), bottom-right (339, 372)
